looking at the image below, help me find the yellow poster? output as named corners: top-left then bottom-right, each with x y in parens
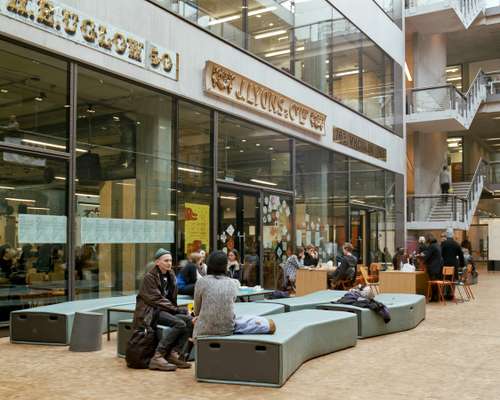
top-left (184, 203), bottom-right (210, 255)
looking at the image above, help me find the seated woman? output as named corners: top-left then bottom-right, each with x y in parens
top-left (176, 253), bottom-right (201, 296)
top-left (193, 251), bottom-right (275, 338)
top-left (227, 249), bottom-right (241, 281)
top-left (283, 255), bottom-right (300, 291)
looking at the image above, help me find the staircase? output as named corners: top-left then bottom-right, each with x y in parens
top-left (407, 159), bottom-right (487, 230)
top-left (428, 182), bottom-right (469, 221)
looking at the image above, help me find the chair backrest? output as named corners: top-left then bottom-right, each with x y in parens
top-left (442, 266), bottom-right (455, 281)
top-left (369, 263), bottom-right (381, 274)
top-left (359, 266), bottom-right (370, 285)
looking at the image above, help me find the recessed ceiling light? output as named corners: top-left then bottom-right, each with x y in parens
top-left (0, 88), bottom-right (8, 93)
top-left (269, 147), bottom-right (274, 150)
top-left (113, 116), bottom-right (120, 121)
top-left (256, 143), bottom-right (260, 147)
top-left (240, 149), bottom-right (244, 153)
top-left (486, 138), bottom-right (500, 141)
top-left (493, 117), bottom-right (500, 120)
top-left (225, 146), bottom-right (231, 149)
top-left (241, 139), bottom-right (247, 142)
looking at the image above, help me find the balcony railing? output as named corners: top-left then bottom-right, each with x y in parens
top-left (406, 69), bottom-right (487, 129)
top-left (406, 0), bottom-right (483, 27)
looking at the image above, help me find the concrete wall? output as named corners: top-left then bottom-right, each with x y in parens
top-left (0, 0), bottom-right (406, 175)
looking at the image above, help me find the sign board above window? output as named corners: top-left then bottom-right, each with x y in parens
top-left (204, 61), bottom-right (326, 136)
top-left (333, 127), bottom-right (387, 161)
top-left (0, 0), bottom-right (178, 81)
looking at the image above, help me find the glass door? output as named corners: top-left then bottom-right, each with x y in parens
top-left (217, 189), bottom-right (260, 285)
top-left (350, 208), bottom-right (365, 265)
top-left (262, 192), bottom-right (293, 289)
top-left (351, 207), bottom-right (386, 266)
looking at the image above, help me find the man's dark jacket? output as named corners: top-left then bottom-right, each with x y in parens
top-left (132, 265), bottom-right (179, 330)
top-left (441, 238), bottom-right (464, 270)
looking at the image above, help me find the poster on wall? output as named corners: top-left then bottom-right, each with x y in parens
top-left (184, 203), bottom-right (210, 254)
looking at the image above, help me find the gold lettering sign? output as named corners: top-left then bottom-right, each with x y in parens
top-left (205, 61), bottom-right (326, 136)
top-left (333, 128), bottom-right (387, 161)
top-left (1, 0), bottom-right (179, 81)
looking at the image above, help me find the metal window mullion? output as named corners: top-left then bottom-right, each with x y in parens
top-left (67, 62), bottom-right (78, 301)
top-left (211, 110), bottom-right (219, 251)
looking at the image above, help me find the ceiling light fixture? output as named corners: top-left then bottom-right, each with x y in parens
top-left (0, 185), bottom-right (15, 190)
top-left (207, 15), bottom-right (240, 26)
top-left (178, 166), bottom-right (203, 174)
top-left (86, 104), bottom-right (95, 113)
top-left (21, 138), bottom-right (86, 153)
top-left (220, 195), bottom-right (237, 200)
top-left (446, 77), bottom-right (462, 82)
top-left (248, 6), bottom-right (277, 16)
top-left (255, 29), bottom-right (287, 40)
top-left (264, 48), bottom-right (290, 57)
top-left (27, 206), bottom-right (50, 211)
top-left (168, 213), bottom-right (177, 216)
top-left (250, 178), bottom-right (277, 186)
top-left (0, 88), bottom-right (8, 93)
top-left (333, 69), bottom-right (359, 78)
top-left (405, 62), bottom-right (413, 82)
top-left (5, 197), bottom-right (36, 203)
top-left (486, 137), bottom-right (500, 140)
top-left (34, 92), bottom-right (46, 102)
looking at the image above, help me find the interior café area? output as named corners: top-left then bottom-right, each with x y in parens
top-left (0, 36), bottom-right (403, 326)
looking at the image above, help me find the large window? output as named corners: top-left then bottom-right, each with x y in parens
top-left (218, 114), bottom-right (292, 190)
top-left (0, 40), bottom-right (69, 151)
top-left (149, 0), bottom-right (403, 136)
top-left (0, 153), bottom-right (68, 324)
top-left (177, 100), bottom-right (212, 259)
top-left (75, 67), bottom-right (175, 298)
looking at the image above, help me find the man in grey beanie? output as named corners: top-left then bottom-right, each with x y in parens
top-left (131, 248), bottom-right (193, 371)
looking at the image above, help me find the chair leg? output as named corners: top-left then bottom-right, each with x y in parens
top-left (437, 284), bottom-right (445, 305)
top-left (466, 285), bottom-right (475, 300)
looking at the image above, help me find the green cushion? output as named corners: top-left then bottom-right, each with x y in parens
top-left (257, 290), bottom-right (346, 312)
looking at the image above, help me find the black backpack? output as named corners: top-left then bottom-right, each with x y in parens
top-left (125, 326), bottom-right (159, 369)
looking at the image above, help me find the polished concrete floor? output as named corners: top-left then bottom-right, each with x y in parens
top-left (0, 270), bottom-right (498, 400)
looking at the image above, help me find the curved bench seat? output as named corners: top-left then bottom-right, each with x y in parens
top-left (10, 295), bottom-right (138, 345)
top-left (257, 290), bottom-right (346, 312)
top-left (195, 309), bottom-right (357, 387)
top-left (317, 293), bottom-right (426, 338)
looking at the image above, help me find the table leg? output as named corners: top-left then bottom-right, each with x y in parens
top-left (107, 309), bottom-right (110, 341)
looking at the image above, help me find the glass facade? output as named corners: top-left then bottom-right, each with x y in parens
top-left (149, 0), bottom-right (403, 136)
top-left (0, 37), bottom-right (403, 323)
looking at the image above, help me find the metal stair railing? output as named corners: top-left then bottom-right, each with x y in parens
top-left (465, 158), bottom-right (488, 224)
top-left (407, 194), bottom-right (467, 223)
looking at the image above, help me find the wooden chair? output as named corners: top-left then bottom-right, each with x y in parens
top-left (456, 264), bottom-right (475, 301)
top-left (360, 266), bottom-right (380, 295)
top-left (368, 263), bottom-right (381, 283)
top-left (427, 266), bottom-right (456, 305)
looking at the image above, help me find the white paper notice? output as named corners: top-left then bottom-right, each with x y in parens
top-left (80, 217), bottom-right (174, 244)
top-left (305, 230), bottom-right (312, 245)
top-left (18, 214), bottom-right (67, 243)
top-left (296, 230), bottom-right (302, 247)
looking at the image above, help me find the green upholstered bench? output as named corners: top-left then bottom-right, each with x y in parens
top-left (10, 295), bottom-right (138, 345)
top-left (316, 293), bottom-right (426, 338)
top-left (196, 309), bottom-right (357, 387)
top-left (116, 302), bottom-right (286, 357)
top-left (257, 290), bottom-right (346, 312)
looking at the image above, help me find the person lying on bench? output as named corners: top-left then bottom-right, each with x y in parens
top-left (132, 248), bottom-right (193, 371)
top-left (193, 250), bottom-right (276, 338)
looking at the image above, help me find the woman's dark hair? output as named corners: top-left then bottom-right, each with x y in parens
top-left (207, 251), bottom-right (228, 276)
top-left (228, 249), bottom-right (239, 259)
top-left (425, 233), bottom-right (436, 244)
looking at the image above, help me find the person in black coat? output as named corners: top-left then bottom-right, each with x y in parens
top-left (421, 233), bottom-right (443, 280)
top-left (421, 233), bottom-right (443, 301)
top-left (441, 229), bottom-right (464, 280)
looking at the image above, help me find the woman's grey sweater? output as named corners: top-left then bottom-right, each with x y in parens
top-left (193, 275), bottom-right (240, 338)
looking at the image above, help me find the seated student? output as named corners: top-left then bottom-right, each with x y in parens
top-left (176, 253), bottom-right (201, 296)
top-left (328, 242), bottom-right (357, 289)
top-left (283, 255), bottom-right (300, 291)
top-left (227, 249), bottom-right (241, 281)
top-left (304, 245), bottom-right (319, 267)
top-left (193, 251), bottom-right (276, 338)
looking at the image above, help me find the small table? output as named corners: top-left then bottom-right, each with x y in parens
top-left (379, 271), bottom-right (428, 295)
top-left (295, 269), bottom-right (328, 296)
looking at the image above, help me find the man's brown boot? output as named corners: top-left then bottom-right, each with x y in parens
top-left (148, 352), bottom-right (177, 371)
top-left (167, 352), bottom-right (192, 369)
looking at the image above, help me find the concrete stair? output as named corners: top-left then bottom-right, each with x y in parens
top-left (428, 181), bottom-right (469, 221)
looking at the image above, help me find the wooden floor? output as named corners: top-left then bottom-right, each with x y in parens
top-left (0, 268), bottom-right (499, 400)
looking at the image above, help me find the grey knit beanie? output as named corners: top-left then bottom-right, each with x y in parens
top-left (154, 248), bottom-right (171, 260)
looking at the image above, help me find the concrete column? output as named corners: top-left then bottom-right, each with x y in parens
top-left (411, 33), bottom-right (449, 219)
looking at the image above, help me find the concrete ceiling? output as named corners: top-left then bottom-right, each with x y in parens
top-left (447, 23), bottom-right (500, 65)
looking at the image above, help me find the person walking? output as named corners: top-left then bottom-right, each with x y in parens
top-left (440, 165), bottom-right (452, 203)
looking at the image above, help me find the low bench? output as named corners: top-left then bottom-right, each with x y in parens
top-left (317, 293), bottom-right (426, 338)
top-left (196, 309), bottom-right (357, 387)
top-left (257, 290), bottom-right (346, 312)
top-left (10, 295), bottom-right (138, 345)
top-left (116, 302), bottom-right (286, 357)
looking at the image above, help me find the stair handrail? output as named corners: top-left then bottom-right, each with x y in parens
top-left (465, 157), bottom-right (488, 219)
top-left (407, 193), bottom-right (468, 223)
top-left (463, 68), bottom-right (487, 124)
